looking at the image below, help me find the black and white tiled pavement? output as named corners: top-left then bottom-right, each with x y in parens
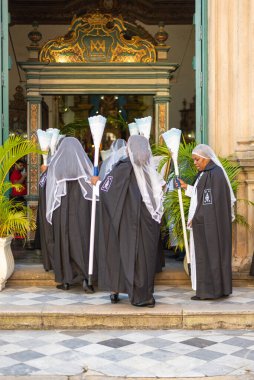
top-left (1, 285), bottom-right (254, 376)
top-left (1, 285), bottom-right (254, 307)
top-left (1, 329), bottom-right (254, 377)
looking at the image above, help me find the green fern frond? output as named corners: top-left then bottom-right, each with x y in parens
top-left (152, 143), bottom-right (172, 157)
top-left (237, 199), bottom-right (254, 207)
top-left (0, 181), bottom-right (15, 196)
top-left (234, 213), bottom-right (250, 229)
top-left (0, 214), bottom-right (36, 237)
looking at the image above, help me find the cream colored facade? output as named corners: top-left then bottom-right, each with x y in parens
top-left (208, 0), bottom-right (254, 272)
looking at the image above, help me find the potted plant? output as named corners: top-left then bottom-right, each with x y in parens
top-left (0, 135), bottom-right (41, 290)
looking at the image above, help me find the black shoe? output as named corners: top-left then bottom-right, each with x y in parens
top-left (191, 295), bottom-right (215, 301)
top-left (110, 293), bottom-right (119, 304)
top-left (83, 279), bottom-right (95, 294)
top-left (56, 283), bottom-right (70, 290)
top-left (132, 297), bottom-right (155, 308)
top-left (191, 295), bottom-right (200, 300)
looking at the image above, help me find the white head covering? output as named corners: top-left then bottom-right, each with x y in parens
top-left (127, 135), bottom-right (165, 223)
top-left (99, 139), bottom-right (127, 181)
top-left (192, 144), bottom-right (236, 220)
top-left (46, 137), bottom-right (93, 224)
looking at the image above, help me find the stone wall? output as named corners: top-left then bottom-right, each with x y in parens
top-left (208, 0), bottom-right (254, 272)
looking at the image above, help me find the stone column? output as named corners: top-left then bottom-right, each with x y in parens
top-left (208, 0), bottom-right (254, 272)
top-left (26, 97), bottom-right (42, 242)
top-left (154, 96), bottom-right (170, 143)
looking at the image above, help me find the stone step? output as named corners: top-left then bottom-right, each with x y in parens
top-left (1, 284), bottom-right (254, 331)
top-left (5, 263), bottom-right (254, 332)
top-left (8, 263), bottom-right (254, 287)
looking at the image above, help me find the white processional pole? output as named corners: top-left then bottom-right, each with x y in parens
top-left (162, 128), bottom-right (191, 276)
top-left (88, 115), bottom-right (106, 286)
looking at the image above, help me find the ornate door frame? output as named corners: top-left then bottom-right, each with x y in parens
top-left (20, 61), bottom-right (178, 199)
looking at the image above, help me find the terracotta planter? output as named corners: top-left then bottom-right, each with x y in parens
top-left (0, 236), bottom-right (14, 291)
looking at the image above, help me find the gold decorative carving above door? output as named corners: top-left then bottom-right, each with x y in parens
top-left (39, 11), bottom-right (156, 63)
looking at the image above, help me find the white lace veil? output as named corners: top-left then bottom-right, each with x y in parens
top-left (99, 139), bottom-right (127, 180)
top-left (127, 135), bottom-right (165, 223)
top-left (46, 137), bottom-right (93, 224)
top-left (192, 144), bottom-right (236, 220)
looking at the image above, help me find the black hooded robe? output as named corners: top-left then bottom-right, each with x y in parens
top-left (51, 180), bottom-right (93, 285)
top-left (35, 171), bottom-right (54, 271)
top-left (192, 161), bottom-right (232, 299)
top-left (97, 157), bottom-right (161, 304)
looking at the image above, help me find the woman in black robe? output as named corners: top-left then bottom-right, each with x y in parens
top-left (35, 166), bottom-right (54, 271)
top-left (92, 135), bottom-right (165, 307)
top-left (45, 137), bottom-right (94, 291)
top-left (177, 144), bottom-right (236, 300)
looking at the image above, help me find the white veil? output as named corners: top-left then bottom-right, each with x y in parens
top-left (99, 139), bottom-right (127, 180)
top-left (127, 135), bottom-right (165, 223)
top-left (46, 137), bottom-right (93, 224)
top-left (192, 144), bottom-right (236, 220)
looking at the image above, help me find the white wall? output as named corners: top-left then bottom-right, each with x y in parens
top-left (9, 23), bottom-right (195, 130)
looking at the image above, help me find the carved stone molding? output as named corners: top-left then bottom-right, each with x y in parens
top-left (236, 137), bottom-right (254, 161)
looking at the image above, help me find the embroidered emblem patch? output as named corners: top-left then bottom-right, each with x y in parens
top-left (203, 189), bottom-right (212, 205)
top-left (101, 176), bottom-right (113, 192)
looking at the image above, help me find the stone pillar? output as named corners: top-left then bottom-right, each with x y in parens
top-left (208, 0), bottom-right (254, 155)
top-left (208, 0), bottom-right (254, 272)
top-left (233, 144), bottom-right (254, 272)
top-left (26, 97), bottom-right (42, 242)
top-left (154, 96), bottom-right (170, 143)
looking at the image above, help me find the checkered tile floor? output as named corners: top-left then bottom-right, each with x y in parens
top-left (1, 285), bottom-right (254, 376)
top-left (1, 329), bottom-right (254, 377)
top-left (1, 284), bottom-right (254, 306)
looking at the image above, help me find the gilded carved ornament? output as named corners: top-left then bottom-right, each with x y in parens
top-left (29, 104), bottom-right (39, 195)
top-left (39, 11), bottom-right (156, 63)
top-left (30, 104), bottom-right (38, 133)
top-left (159, 103), bottom-right (166, 133)
top-left (30, 167), bottom-right (38, 195)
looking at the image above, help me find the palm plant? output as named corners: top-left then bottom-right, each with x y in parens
top-left (0, 135), bottom-right (41, 238)
top-left (153, 140), bottom-right (247, 251)
top-left (59, 120), bottom-right (89, 137)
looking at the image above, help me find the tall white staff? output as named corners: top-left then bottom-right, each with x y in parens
top-left (88, 115), bottom-right (106, 286)
top-left (162, 128), bottom-right (191, 276)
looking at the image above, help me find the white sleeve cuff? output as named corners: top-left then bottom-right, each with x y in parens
top-left (185, 184), bottom-right (193, 197)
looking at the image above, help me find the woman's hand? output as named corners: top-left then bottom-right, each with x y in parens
top-left (174, 177), bottom-right (188, 190)
top-left (91, 176), bottom-right (100, 186)
top-left (41, 164), bottom-right (48, 173)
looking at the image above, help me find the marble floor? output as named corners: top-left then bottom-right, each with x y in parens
top-left (1, 285), bottom-right (254, 377)
top-left (2, 243), bottom-right (254, 377)
top-left (1, 284), bottom-right (254, 307)
top-left (1, 328), bottom-right (254, 377)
